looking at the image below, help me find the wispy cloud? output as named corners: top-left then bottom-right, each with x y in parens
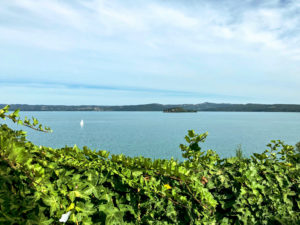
top-left (0, 78), bottom-right (242, 99)
top-left (0, 0), bottom-right (300, 104)
top-left (2, 0), bottom-right (299, 57)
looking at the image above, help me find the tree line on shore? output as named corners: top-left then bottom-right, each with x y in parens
top-left (2, 102), bottom-right (300, 112)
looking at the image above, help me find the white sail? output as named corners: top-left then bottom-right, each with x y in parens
top-left (80, 120), bottom-right (84, 127)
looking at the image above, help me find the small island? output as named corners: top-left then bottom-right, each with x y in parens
top-left (163, 107), bottom-right (197, 113)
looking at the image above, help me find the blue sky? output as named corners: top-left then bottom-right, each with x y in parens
top-left (0, 0), bottom-right (300, 105)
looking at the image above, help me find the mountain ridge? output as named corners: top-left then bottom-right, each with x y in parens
top-left (1, 103), bottom-right (300, 112)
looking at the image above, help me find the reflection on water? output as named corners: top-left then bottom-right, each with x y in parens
top-left (4, 111), bottom-right (300, 159)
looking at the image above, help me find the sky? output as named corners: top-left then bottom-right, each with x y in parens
top-left (0, 0), bottom-right (300, 105)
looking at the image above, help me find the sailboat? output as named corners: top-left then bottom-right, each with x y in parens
top-left (80, 120), bottom-right (84, 128)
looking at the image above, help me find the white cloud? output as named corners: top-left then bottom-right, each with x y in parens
top-left (1, 0), bottom-right (300, 104)
top-left (1, 0), bottom-right (300, 59)
top-left (11, 0), bottom-right (86, 30)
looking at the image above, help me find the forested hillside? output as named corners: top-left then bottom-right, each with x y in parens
top-left (2, 103), bottom-right (300, 112)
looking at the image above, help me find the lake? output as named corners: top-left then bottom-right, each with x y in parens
top-left (4, 111), bottom-right (300, 159)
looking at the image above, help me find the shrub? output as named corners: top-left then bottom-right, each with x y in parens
top-left (0, 106), bottom-right (299, 224)
top-left (235, 144), bottom-right (243, 159)
top-left (296, 141), bottom-right (300, 153)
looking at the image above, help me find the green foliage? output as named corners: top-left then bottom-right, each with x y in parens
top-left (0, 105), bottom-right (52, 133)
top-left (296, 141), bottom-right (300, 153)
top-left (235, 144), bottom-right (243, 159)
top-left (0, 106), bottom-right (299, 224)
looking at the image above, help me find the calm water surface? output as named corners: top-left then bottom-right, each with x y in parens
top-left (5, 111), bottom-right (300, 159)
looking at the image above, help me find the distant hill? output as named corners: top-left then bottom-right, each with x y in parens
top-left (200, 103), bottom-right (300, 112)
top-left (1, 103), bottom-right (300, 112)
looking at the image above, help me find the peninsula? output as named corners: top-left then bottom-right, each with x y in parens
top-left (163, 107), bottom-right (197, 113)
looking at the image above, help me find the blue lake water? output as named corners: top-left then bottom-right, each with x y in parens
top-left (4, 111), bottom-right (300, 159)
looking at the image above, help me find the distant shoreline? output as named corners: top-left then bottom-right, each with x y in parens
top-left (2, 103), bottom-right (300, 112)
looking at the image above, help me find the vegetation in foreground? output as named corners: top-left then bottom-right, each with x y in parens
top-left (0, 105), bottom-right (299, 224)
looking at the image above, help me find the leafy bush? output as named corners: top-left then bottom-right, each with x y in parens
top-left (296, 141), bottom-right (300, 153)
top-left (0, 106), bottom-right (299, 224)
top-left (235, 144), bottom-right (243, 159)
